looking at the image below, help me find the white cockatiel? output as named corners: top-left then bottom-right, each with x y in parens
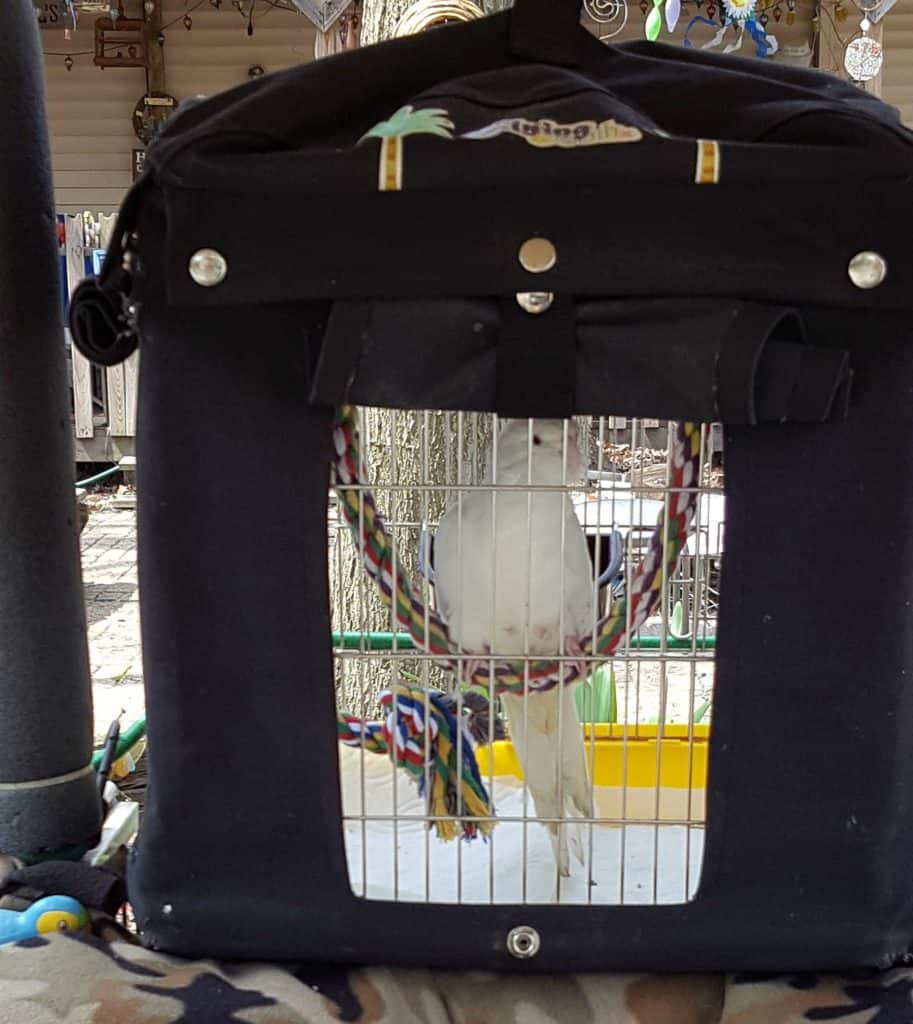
top-left (433, 418), bottom-right (595, 876)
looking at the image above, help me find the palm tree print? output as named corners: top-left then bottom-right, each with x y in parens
top-left (362, 105), bottom-right (455, 141)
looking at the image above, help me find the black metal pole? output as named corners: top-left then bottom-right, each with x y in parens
top-left (0, 0), bottom-right (101, 855)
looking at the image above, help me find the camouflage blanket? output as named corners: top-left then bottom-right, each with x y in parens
top-left (2, 931), bottom-right (913, 1023)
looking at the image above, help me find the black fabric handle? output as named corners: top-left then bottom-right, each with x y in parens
top-left (508, 0), bottom-right (586, 66)
top-left (68, 279), bottom-right (138, 367)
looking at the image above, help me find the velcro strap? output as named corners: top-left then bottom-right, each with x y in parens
top-left (496, 296), bottom-right (576, 418)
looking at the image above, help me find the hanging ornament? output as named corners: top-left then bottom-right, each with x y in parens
top-left (584, 0), bottom-right (629, 39)
top-left (64, 27), bottom-right (72, 39)
top-left (759, 10), bottom-right (768, 24)
top-left (707, 3), bottom-right (716, 17)
top-left (645, 0), bottom-right (664, 37)
top-left (722, 0), bottom-right (755, 21)
top-left (844, 16), bottom-right (884, 81)
top-left (157, 31), bottom-right (165, 44)
top-left (64, 54), bottom-right (74, 70)
top-left (63, 0), bottom-right (77, 32)
top-left (665, 0), bottom-right (682, 31)
top-left (183, 12), bottom-right (193, 28)
top-left (289, 0), bottom-right (355, 33)
top-left (640, 0), bottom-right (649, 14)
top-left (835, 2), bottom-right (848, 19)
top-left (773, 3), bottom-right (781, 20)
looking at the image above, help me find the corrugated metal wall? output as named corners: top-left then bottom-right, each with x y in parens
top-left (161, 0), bottom-right (316, 105)
top-left (45, 33), bottom-right (144, 214)
top-left (883, 0), bottom-right (913, 124)
top-left (43, 1), bottom-right (316, 214)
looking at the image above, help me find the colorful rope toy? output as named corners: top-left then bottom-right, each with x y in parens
top-left (333, 406), bottom-right (701, 840)
top-left (338, 684), bottom-right (494, 840)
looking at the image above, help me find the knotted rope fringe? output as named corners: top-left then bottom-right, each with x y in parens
top-left (338, 684), bottom-right (493, 841)
top-left (333, 405), bottom-right (701, 841)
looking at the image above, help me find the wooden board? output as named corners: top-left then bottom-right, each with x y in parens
top-left (98, 213), bottom-right (134, 438)
top-left (66, 214), bottom-right (94, 440)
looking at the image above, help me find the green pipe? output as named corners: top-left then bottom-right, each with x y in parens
top-left (91, 716), bottom-right (147, 769)
top-left (331, 630), bottom-right (716, 652)
top-left (75, 464), bottom-right (121, 490)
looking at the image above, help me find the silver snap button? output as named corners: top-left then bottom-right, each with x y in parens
top-left (518, 237), bottom-right (557, 274)
top-left (506, 925), bottom-right (541, 959)
top-left (848, 251), bottom-right (887, 290)
top-left (189, 248), bottom-right (228, 287)
top-left (516, 291), bottom-right (554, 314)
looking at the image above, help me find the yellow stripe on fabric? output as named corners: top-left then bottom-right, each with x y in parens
top-left (694, 139), bottom-right (720, 184)
top-left (378, 136), bottom-right (403, 192)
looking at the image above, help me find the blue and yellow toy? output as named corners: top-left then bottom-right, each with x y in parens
top-left (0, 896), bottom-right (90, 946)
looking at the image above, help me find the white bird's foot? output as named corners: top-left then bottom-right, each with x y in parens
top-left (563, 635), bottom-right (589, 681)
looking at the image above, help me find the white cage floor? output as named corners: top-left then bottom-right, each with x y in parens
top-left (339, 746), bottom-right (704, 905)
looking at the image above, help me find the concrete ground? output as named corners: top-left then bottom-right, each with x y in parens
top-left (80, 496), bottom-right (145, 745)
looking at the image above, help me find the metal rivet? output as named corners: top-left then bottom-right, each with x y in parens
top-left (189, 248), bottom-right (228, 287)
top-left (506, 925), bottom-right (541, 959)
top-left (848, 251), bottom-right (887, 290)
top-left (516, 291), bottom-right (554, 315)
top-left (518, 237), bottom-right (557, 274)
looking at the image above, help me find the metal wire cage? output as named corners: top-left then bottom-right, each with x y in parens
top-left (330, 410), bottom-right (721, 906)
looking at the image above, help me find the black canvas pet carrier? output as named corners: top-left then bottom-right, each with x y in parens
top-left (70, 0), bottom-right (913, 972)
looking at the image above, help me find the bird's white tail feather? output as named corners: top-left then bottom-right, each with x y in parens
top-left (502, 685), bottom-right (592, 877)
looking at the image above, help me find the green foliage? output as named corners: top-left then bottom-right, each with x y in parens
top-left (574, 664), bottom-right (618, 724)
top-left (692, 699), bottom-right (712, 724)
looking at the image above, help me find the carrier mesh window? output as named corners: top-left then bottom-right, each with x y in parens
top-left (331, 410), bottom-right (721, 905)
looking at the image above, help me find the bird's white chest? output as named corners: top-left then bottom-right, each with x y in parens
top-left (435, 490), bottom-right (593, 657)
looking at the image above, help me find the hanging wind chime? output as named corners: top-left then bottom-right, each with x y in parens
top-left (844, 0), bottom-right (884, 81)
top-left (680, 0), bottom-right (777, 54)
top-left (583, 0), bottom-right (629, 39)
